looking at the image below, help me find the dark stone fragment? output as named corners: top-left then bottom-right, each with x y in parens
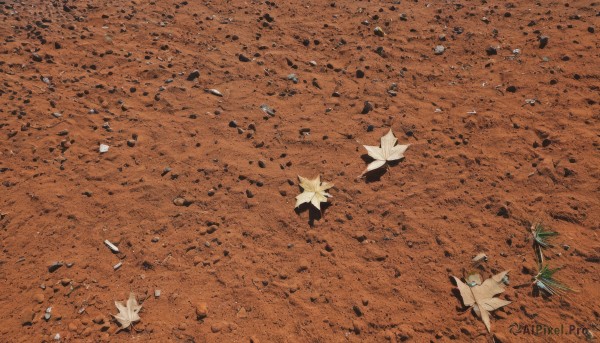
top-left (361, 101), bottom-right (373, 114)
top-left (538, 36), bottom-right (549, 49)
top-left (187, 70), bottom-right (200, 81)
top-left (485, 46), bottom-right (497, 56)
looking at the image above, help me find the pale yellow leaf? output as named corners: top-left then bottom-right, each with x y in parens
top-left (367, 160), bottom-right (386, 171)
top-left (360, 129), bottom-right (409, 176)
top-left (491, 270), bottom-right (509, 284)
top-left (113, 293), bottom-right (142, 331)
top-left (295, 175), bottom-right (333, 211)
top-left (466, 272), bottom-right (482, 286)
top-left (364, 145), bottom-right (385, 161)
top-left (452, 276), bottom-right (475, 307)
top-left (480, 298), bottom-right (511, 312)
top-left (453, 271), bottom-right (511, 333)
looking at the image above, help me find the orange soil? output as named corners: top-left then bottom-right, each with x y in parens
top-left (1, 0), bottom-right (599, 342)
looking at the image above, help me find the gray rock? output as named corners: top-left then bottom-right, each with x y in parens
top-left (286, 74), bottom-right (298, 83)
top-left (260, 104), bottom-right (276, 116)
top-left (205, 89), bottom-right (223, 97)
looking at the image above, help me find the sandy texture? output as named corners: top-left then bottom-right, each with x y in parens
top-left (1, 0), bottom-right (599, 341)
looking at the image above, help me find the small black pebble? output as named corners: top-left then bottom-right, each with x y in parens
top-left (538, 35), bottom-right (549, 49)
top-left (497, 207), bottom-right (509, 218)
top-left (542, 138), bottom-right (551, 147)
top-left (485, 46), bottom-right (497, 56)
top-left (48, 263), bottom-right (63, 273)
top-left (263, 13), bottom-right (274, 22)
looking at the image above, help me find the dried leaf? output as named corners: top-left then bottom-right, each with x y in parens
top-left (360, 129), bottom-right (409, 177)
top-left (295, 175), bottom-right (333, 211)
top-left (112, 293), bottom-right (142, 331)
top-left (466, 272), bottom-right (482, 286)
top-left (491, 270), bottom-right (509, 285)
top-left (454, 278), bottom-right (475, 307)
top-left (453, 271), bottom-right (511, 332)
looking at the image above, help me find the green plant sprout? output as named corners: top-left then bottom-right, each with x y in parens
top-left (531, 222), bottom-right (558, 265)
top-left (533, 264), bottom-right (574, 296)
top-left (532, 222), bottom-right (558, 248)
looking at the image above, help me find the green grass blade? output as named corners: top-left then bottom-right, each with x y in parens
top-left (532, 223), bottom-right (558, 249)
top-left (534, 264), bottom-right (573, 296)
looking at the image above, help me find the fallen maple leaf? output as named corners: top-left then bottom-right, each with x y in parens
top-left (453, 271), bottom-right (511, 332)
top-left (295, 175), bottom-right (333, 211)
top-left (113, 293), bottom-right (142, 331)
top-left (360, 129), bottom-right (409, 177)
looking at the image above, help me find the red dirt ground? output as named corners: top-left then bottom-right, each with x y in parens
top-left (1, 0), bottom-right (599, 342)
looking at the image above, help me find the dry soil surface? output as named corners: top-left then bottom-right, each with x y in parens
top-left (1, 0), bottom-right (599, 342)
